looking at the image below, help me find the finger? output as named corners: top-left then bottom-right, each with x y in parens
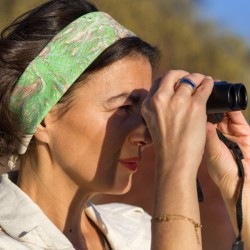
top-left (227, 111), bottom-right (249, 126)
top-left (147, 77), bottom-right (162, 98)
top-left (193, 76), bottom-right (214, 103)
top-left (205, 122), bottom-right (221, 158)
top-left (175, 73), bottom-right (207, 97)
top-left (154, 70), bottom-right (190, 97)
top-left (178, 77), bottom-right (196, 89)
top-left (215, 111), bottom-right (250, 135)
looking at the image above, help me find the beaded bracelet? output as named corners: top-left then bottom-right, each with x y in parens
top-left (152, 214), bottom-right (202, 246)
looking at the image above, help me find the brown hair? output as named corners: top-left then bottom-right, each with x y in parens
top-left (0, 0), bottom-right (160, 156)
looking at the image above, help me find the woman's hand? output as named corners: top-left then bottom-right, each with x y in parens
top-left (205, 111), bottom-right (250, 246)
top-left (142, 70), bottom-right (214, 250)
top-left (142, 70), bottom-right (214, 176)
top-left (205, 111), bottom-right (250, 195)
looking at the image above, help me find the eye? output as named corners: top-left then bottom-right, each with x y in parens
top-left (119, 105), bottom-right (132, 112)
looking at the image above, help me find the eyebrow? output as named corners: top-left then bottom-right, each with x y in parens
top-left (106, 92), bottom-right (141, 106)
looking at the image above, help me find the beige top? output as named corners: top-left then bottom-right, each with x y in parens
top-left (0, 173), bottom-right (151, 250)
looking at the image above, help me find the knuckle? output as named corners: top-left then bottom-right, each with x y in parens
top-left (190, 73), bottom-right (205, 79)
top-left (172, 95), bottom-right (188, 107)
top-left (196, 84), bottom-right (213, 98)
top-left (152, 91), bottom-right (166, 105)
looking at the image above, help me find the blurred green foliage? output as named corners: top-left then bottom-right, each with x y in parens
top-left (0, 0), bottom-right (249, 120)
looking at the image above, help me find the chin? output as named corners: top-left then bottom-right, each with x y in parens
top-left (107, 175), bottom-right (133, 195)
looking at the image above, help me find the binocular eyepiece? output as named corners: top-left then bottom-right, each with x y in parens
top-left (207, 81), bottom-right (248, 123)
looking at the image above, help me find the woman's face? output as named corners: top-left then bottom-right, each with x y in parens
top-left (46, 55), bottom-right (153, 195)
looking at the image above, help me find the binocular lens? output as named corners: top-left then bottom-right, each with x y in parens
top-left (235, 83), bottom-right (248, 110)
top-left (206, 81), bottom-right (248, 114)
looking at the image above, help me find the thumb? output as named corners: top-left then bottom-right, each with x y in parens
top-left (205, 123), bottom-right (222, 161)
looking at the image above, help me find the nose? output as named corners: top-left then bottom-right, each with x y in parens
top-left (128, 117), bottom-right (152, 148)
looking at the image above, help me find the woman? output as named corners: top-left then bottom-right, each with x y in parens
top-left (0, 0), bottom-right (249, 249)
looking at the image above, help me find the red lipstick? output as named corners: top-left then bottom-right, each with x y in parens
top-left (119, 157), bottom-right (139, 172)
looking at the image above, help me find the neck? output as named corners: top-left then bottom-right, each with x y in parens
top-left (17, 146), bottom-right (101, 249)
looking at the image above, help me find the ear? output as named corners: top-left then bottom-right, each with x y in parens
top-left (34, 120), bottom-right (50, 144)
top-left (34, 113), bottom-right (54, 144)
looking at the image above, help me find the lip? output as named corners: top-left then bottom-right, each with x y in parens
top-left (119, 157), bottom-right (139, 172)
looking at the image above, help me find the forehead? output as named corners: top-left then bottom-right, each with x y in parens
top-left (76, 55), bottom-right (153, 100)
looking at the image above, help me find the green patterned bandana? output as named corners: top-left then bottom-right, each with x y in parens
top-left (10, 12), bottom-right (135, 154)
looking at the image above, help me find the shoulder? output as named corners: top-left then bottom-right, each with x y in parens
top-left (95, 202), bottom-right (151, 221)
top-left (91, 203), bottom-right (152, 250)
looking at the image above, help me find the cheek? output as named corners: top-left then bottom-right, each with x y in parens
top-left (48, 108), bottom-right (138, 170)
top-left (104, 114), bottom-right (133, 146)
top-left (49, 113), bottom-right (107, 166)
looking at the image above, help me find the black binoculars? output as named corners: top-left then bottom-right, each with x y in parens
top-left (207, 81), bottom-right (248, 123)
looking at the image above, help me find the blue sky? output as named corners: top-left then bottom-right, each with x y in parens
top-left (197, 0), bottom-right (250, 45)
